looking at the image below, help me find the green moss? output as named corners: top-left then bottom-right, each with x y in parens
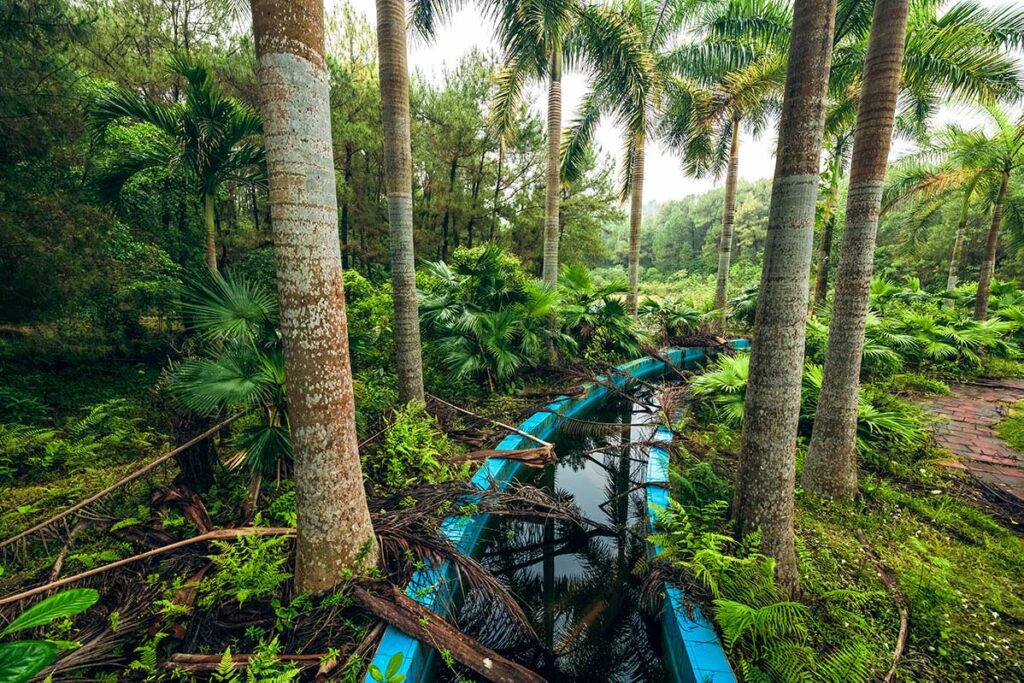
top-left (995, 400), bottom-right (1024, 451)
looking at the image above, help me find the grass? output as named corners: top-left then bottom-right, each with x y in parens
top-left (995, 400), bottom-right (1024, 451)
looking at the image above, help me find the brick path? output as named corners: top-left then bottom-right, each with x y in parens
top-left (922, 379), bottom-right (1024, 502)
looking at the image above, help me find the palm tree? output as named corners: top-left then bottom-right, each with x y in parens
top-left (810, 0), bottom-right (1024, 308)
top-left (662, 0), bottom-right (791, 330)
top-left (734, 0), bottom-right (836, 595)
top-left (376, 0), bottom-right (426, 404)
top-left (802, 0), bottom-right (911, 501)
top-left (881, 156), bottom-right (985, 292)
top-left (89, 57), bottom-right (264, 273)
top-left (249, 0), bottom-right (377, 592)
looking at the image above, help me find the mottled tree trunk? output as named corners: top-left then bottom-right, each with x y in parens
top-left (541, 50), bottom-right (562, 287)
top-left (947, 187), bottom-right (973, 291)
top-left (734, 0), bottom-right (836, 596)
top-left (250, 0), bottom-right (378, 593)
top-left (626, 131), bottom-right (646, 316)
top-left (376, 0), bottom-right (426, 403)
top-left (974, 170), bottom-right (1009, 320)
top-left (803, 0), bottom-right (909, 501)
top-left (810, 171), bottom-right (840, 312)
top-left (713, 118), bottom-right (741, 332)
top-left (204, 192), bottom-right (218, 272)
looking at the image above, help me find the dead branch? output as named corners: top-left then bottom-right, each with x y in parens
top-left (855, 529), bottom-right (908, 683)
top-left (452, 447), bottom-right (556, 468)
top-left (0, 527), bottom-right (294, 607)
top-left (426, 394), bottom-right (552, 449)
top-left (163, 652), bottom-right (326, 672)
top-left (48, 521), bottom-right (87, 582)
top-left (0, 416), bottom-right (239, 552)
top-left (349, 584), bottom-right (546, 683)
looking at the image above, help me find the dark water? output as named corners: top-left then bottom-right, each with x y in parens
top-left (451, 391), bottom-right (669, 682)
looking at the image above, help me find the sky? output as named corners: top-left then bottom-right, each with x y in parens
top-left (330, 0), bottom-right (1010, 204)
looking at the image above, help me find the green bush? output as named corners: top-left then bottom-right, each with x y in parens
top-left (365, 403), bottom-right (468, 493)
top-left (202, 530), bottom-right (292, 607)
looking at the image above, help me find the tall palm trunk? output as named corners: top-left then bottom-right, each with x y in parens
top-left (626, 130), bottom-right (646, 315)
top-left (250, 0), bottom-right (378, 593)
top-left (947, 186), bottom-right (973, 291)
top-left (541, 49), bottom-right (563, 286)
top-left (803, 0), bottom-right (909, 500)
top-left (810, 168), bottom-right (840, 312)
top-left (377, 0), bottom-right (426, 403)
top-left (713, 117), bottom-right (741, 332)
top-left (204, 191), bottom-right (218, 272)
top-left (974, 169), bottom-right (1010, 320)
top-left (734, 0), bottom-right (836, 595)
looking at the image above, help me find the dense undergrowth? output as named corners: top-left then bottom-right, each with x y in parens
top-left (654, 277), bottom-right (1024, 682)
top-left (3, 259), bottom-right (1024, 681)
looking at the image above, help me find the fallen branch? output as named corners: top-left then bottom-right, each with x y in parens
top-left (0, 527), bottom-right (294, 607)
top-left (452, 447), bottom-right (555, 468)
top-left (164, 652), bottom-right (326, 672)
top-left (427, 394), bottom-right (552, 449)
top-left (855, 529), bottom-right (908, 683)
top-left (0, 415), bottom-right (240, 551)
top-left (350, 584), bottom-right (545, 683)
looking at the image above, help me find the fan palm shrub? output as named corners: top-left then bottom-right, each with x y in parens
top-left (638, 296), bottom-right (704, 343)
top-left (167, 273), bottom-right (290, 481)
top-left (419, 245), bottom-right (574, 388)
top-left (559, 264), bottom-right (645, 359)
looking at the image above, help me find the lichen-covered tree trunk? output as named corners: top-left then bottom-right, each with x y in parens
top-left (713, 118), bottom-right (741, 332)
top-left (734, 0), bottom-right (836, 596)
top-left (541, 50), bottom-right (562, 287)
top-left (204, 192), bottom-right (218, 272)
top-left (626, 131), bottom-right (645, 316)
top-left (810, 171), bottom-right (840, 312)
top-left (250, 0), bottom-right (378, 593)
top-left (974, 170), bottom-right (1009, 320)
top-left (803, 0), bottom-right (910, 501)
top-left (376, 0), bottom-right (426, 404)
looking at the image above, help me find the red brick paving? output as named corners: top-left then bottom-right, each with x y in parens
top-left (922, 379), bottom-right (1024, 502)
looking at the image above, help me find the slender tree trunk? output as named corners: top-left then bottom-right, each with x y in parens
top-left (376, 0), bottom-right (426, 403)
top-left (627, 130), bottom-right (646, 316)
top-left (713, 118), bottom-right (741, 332)
top-left (947, 188), bottom-right (973, 291)
top-left (541, 49), bottom-right (562, 286)
top-left (974, 170), bottom-right (1009, 320)
top-left (803, 0), bottom-right (909, 500)
top-left (340, 143), bottom-right (353, 269)
top-left (492, 141), bottom-right (504, 240)
top-left (250, 0), bottom-right (378, 593)
top-left (204, 192), bottom-right (218, 272)
top-left (811, 170), bottom-right (840, 312)
top-left (734, 0), bottom-right (836, 596)
top-left (250, 184), bottom-right (260, 232)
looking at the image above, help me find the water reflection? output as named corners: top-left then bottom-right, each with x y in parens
top-left (450, 392), bottom-right (668, 682)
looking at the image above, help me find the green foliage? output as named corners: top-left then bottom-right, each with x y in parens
top-left (210, 639), bottom-right (301, 683)
top-left (559, 264), bottom-right (645, 359)
top-left (201, 531), bottom-right (291, 607)
top-left (365, 404), bottom-right (467, 493)
top-left (420, 246), bottom-right (574, 386)
top-left (0, 589), bottom-right (98, 683)
top-left (995, 400), bottom-right (1024, 451)
top-left (368, 652), bottom-right (406, 683)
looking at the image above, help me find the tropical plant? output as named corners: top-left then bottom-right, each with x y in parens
top-left (169, 274), bottom-right (289, 480)
top-left (376, 0), bottom-right (426, 404)
top-left (804, 0), bottom-right (911, 500)
top-left (732, 0), bottom-right (836, 595)
top-left (420, 246), bottom-right (574, 387)
top-left (89, 56), bottom-right (264, 272)
top-left (0, 588), bottom-right (99, 683)
top-left (250, 0), bottom-right (378, 589)
top-left (661, 0), bottom-right (790, 329)
top-left (638, 296), bottom-right (704, 343)
top-left (559, 264), bottom-right (645, 358)
top-left (416, 0), bottom-right (651, 290)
